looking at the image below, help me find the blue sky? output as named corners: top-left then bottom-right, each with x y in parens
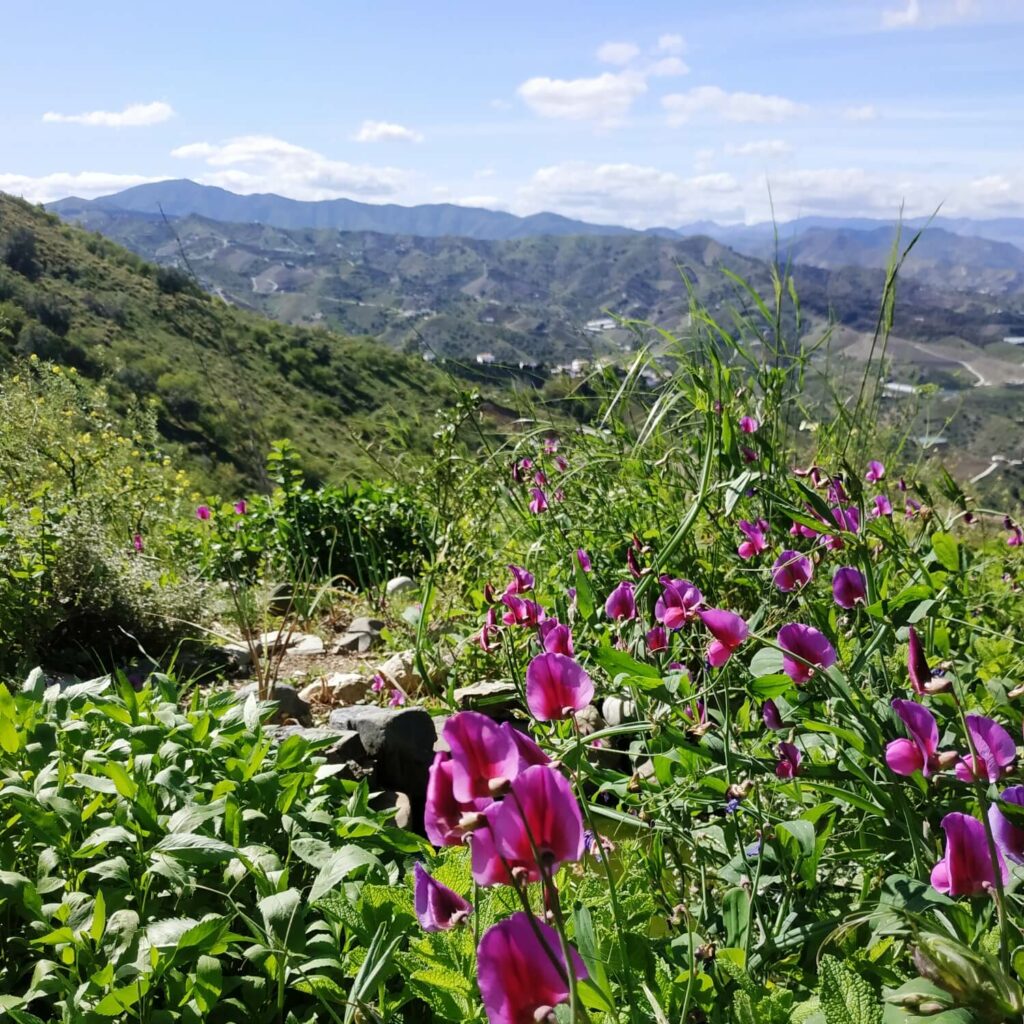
top-left (2, 0), bottom-right (1022, 225)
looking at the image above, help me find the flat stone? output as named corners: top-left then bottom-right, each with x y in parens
top-left (602, 696), bottom-right (636, 728)
top-left (386, 576), bottom-right (415, 595)
top-left (453, 679), bottom-right (519, 713)
top-left (238, 682), bottom-right (312, 726)
top-left (255, 631), bottom-right (324, 657)
top-left (299, 672), bottom-right (371, 705)
top-left (348, 616), bottom-right (385, 635)
top-left (331, 632), bottom-right (374, 654)
top-left (271, 725), bottom-right (368, 765)
top-left (376, 650), bottom-right (424, 695)
top-left (221, 642), bottom-right (253, 668)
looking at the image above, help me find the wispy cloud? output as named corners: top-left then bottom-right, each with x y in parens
top-left (596, 41), bottom-right (640, 66)
top-left (42, 101), bottom-right (174, 127)
top-left (655, 33), bottom-right (686, 54)
top-left (170, 135), bottom-right (409, 199)
top-left (352, 120), bottom-right (424, 143)
top-left (0, 171), bottom-right (165, 203)
top-left (881, 0), bottom-right (978, 29)
top-left (724, 139), bottom-right (792, 158)
top-left (663, 86), bottom-right (807, 124)
top-left (843, 104), bottom-right (879, 121)
top-left (518, 71), bottom-right (648, 124)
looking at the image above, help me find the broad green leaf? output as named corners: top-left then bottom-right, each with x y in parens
top-left (309, 846), bottom-right (382, 903)
top-left (152, 833), bottom-right (237, 865)
top-left (820, 955), bottom-right (883, 1024)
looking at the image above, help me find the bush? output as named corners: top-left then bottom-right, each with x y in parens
top-left (2, 226), bottom-right (40, 280)
top-left (155, 265), bottom-right (200, 296)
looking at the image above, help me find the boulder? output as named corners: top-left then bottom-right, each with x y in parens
top-left (220, 642), bottom-right (253, 669)
top-left (386, 575), bottom-right (415, 595)
top-left (256, 630), bottom-right (325, 657)
top-left (331, 616), bottom-right (385, 654)
top-left (453, 679), bottom-right (519, 715)
top-left (238, 682), bottom-right (312, 726)
top-left (298, 672), bottom-right (371, 705)
top-left (270, 725), bottom-right (369, 767)
top-left (376, 650), bottom-right (424, 695)
top-left (602, 696), bottom-right (636, 728)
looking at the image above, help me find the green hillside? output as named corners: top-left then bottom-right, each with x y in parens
top-left (0, 194), bottom-right (465, 490)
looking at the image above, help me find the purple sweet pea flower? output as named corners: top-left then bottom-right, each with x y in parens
top-left (604, 581), bottom-right (637, 621)
top-left (772, 550), bottom-right (813, 592)
top-left (195, 505), bottom-right (211, 521)
top-left (234, 499), bottom-right (248, 515)
top-left (741, 445), bottom-right (758, 463)
top-left (525, 653), bottom-right (595, 721)
top-left (832, 506), bottom-right (860, 534)
top-left (931, 812), bottom-right (1008, 896)
top-left (762, 699), bottom-right (785, 731)
top-left (907, 627), bottom-right (932, 695)
top-left (989, 786), bottom-right (1024, 864)
top-left (886, 699), bottom-right (940, 777)
top-left (506, 564), bottom-right (535, 593)
top-left (389, 689), bottom-right (406, 707)
top-left (737, 518), bottom-right (769, 560)
top-left (131, 533), bottom-right (144, 553)
top-left (529, 488), bottom-right (548, 514)
top-left (955, 715), bottom-right (1017, 783)
top-left (739, 416), bottom-right (759, 434)
top-left (775, 742), bottom-right (802, 779)
top-left (700, 609), bottom-right (748, 667)
top-left (778, 623), bottom-right (837, 684)
top-left (655, 577), bottom-right (703, 629)
top-left (538, 619), bottom-right (574, 657)
top-left (576, 548), bottom-right (592, 573)
top-left (872, 494), bottom-right (893, 517)
top-left (413, 862), bottom-right (472, 932)
top-left (645, 626), bottom-right (668, 652)
top-left (832, 566), bottom-right (867, 609)
top-left (500, 594), bottom-right (545, 626)
top-left (865, 460), bottom-right (886, 483)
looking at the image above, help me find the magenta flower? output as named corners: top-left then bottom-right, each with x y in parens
top-left (626, 546), bottom-right (642, 579)
top-left (832, 567), bottom-right (867, 609)
top-left (477, 913), bottom-right (587, 1024)
top-left (195, 505), bottom-right (211, 521)
top-left (555, 454), bottom-right (568, 472)
top-left (763, 699), bottom-right (785, 731)
top-left (554, 488), bottom-right (566, 502)
top-left (700, 609), bottom-right (748, 667)
top-left (470, 808), bottom-right (520, 887)
top-left (872, 494), bottom-right (893, 517)
top-left (741, 445), bottom-right (757, 463)
top-left (371, 673), bottom-right (386, 693)
top-left (525, 652), bottom-right (594, 721)
top-left (772, 550), bottom-right (813, 592)
top-left (534, 471), bottom-right (547, 487)
top-left (955, 715), bottom-right (1017, 783)
top-left (388, 688), bottom-right (406, 707)
top-left (906, 498), bottom-right (922, 518)
top-left (1009, 526), bottom-right (1023, 547)
top-left (131, 533), bottom-right (144, 553)
top-left (544, 437), bottom-right (559, 454)
top-left (576, 548), bottom-right (592, 573)
top-left (491, 765), bottom-right (584, 878)
top-left (832, 506), bottom-right (860, 534)
top-left (233, 499), bottom-right (248, 515)
top-left (737, 518), bottom-right (769, 560)
top-left (931, 812), bottom-right (1008, 896)
top-left (477, 610), bottom-right (499, 653)
top-left (778, 623), bottom-right (836, 684)
top-left (502, 722), bottom-right (551, 770)
top-left (424, 753), bottom-right (465, 847)
top-left (989, 786), bottom-right (1024, 863)
top-left (790, 514), bottom-right (821, 540)
top-left (646, 626), bottom-right (668, 652)
top-left (506, 564), bottom-right (534, 593)
top-left (865, 460), bottom-right (886, 483)
top-left (538, 619), bottom-right (574, 657)
top-left (655, 577), bottom-right (702, 629)
top-left (501, 594), bottom-right (545, 626)
top-left (605, 581), bottom-right (637, 621)
top-left (775, 741), bottom-right (802, 779)
top-left (907, 627), bottom-right (932, 695)
top-left (412, 862), bottom-right (472, 932)
top-left (828, 479), bottom-right (849, 504)
top-left (444, 711), bottom-right (520, 807)
top-left (529, 488), bottom-right (548, 514)
top-left (739, 415), bottom-right (759, 434)
top-left (886, 699), bottom-right (940, 777)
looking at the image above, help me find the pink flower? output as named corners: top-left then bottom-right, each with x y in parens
top-left (525, 652), bottom-right (594, 721)
top-left (832, 506), bottom-right (860, 534)
top-left (424, 753), bottom-right (466, 847)
top-left (604, 581), bottom-right (637, 621)
top-left (470, 808), bottom-right (521, 887)
top-left (832, 567), bottom-right (867, 609)
top-left (131, 533), bottom-right (144, 553)
top-left (885, 699), bottom-right (940, 777)
top-left (389, 689), bottom-right (406, 707)
top-left (739, 416), bottom-right (759, 434)
top-left (502, 722), bottom-right (551, 770)
top-left (654, 577), bottom-right (702, 629)
top-left (645, 626), bottom-right (668, 652)
top-left (626, 547), bottom-right (642, 578)
top-left (412, 862), bottom-right (472, 931)
top-left (491, 765), bottom-right (584, 878)
top-left (534, 471), bottom-right (547, 487)
top-left (506, 564), bottom-right (534, 593)
top-left (872, 494), bottom-right (893, 517)
top-left (576, 548), bottom-right (592, 573)
top-left (529, 488), bottom-right (548, 514)
top-left (762, 700), bottom-right (785, 731)
top-left (233, 499), bottom-right (248, 515)
top-left (700, 609), bottom-right (748, 667)
top-left (778, 623), bottom-right (836, 684)
top-left (371, 673), bottom-right (386, 693)
top-left (555, 455), bottom-right (569, 472)
top-left (865, 460), bottom-right (885, 483)
top-left (772, 550), bottom-right (813, 592)
top-left (737, 518), bottom-right (769, 560)
top-left (741, 445), bottom-right (758, 463)
top-left (955, 715), bottom-right (1017, 783)
top-left (775, 741), bottom-right (802, 779)
top-left (501, 594), bottom-right (545, 626)
top-left (931, 812), bottom-right (1008, 897)
top-left (907, 627), bottom-right (932, 695)
top-left (477, 913), bottom-right (587, 1024)
top-left (989, 786), bottom-right (1024, 863)
top-left (538, 619), bottom-right (574, 657)
top-left (195, 505), bottom-right (211, 521)
top-left (544, 437), bottom-right (559, 454)
top-left (554, 488), bottom-right (566, 502)
top-left (444, 711), bottom-right (521, 807)
top-left (1009, 527), bottom-right (1023, 547)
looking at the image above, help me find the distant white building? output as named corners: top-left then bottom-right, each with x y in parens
top-left (476, 352), bottom-right (496, 364)
top-left (584, 318), bottom-right (617, 333)
top-left (882, 381), bottom-right (918, 396)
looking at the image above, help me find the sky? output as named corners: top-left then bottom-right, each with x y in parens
top-left (2, 0), bottom-right (1023, 227)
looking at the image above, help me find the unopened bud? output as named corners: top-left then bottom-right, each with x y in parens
top-left (488, 776), bottom-right (510, 798)
top-left (457, 812), bottom-right (487, 833)
top-left (533, 1006), bottom-right (556, 1024)
top-left (935, 750), bottom-right (959, 769)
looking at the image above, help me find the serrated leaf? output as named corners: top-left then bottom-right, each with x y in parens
top-left (820, 955), bottom-right (883, 1024)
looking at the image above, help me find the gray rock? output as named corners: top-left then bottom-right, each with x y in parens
top-left (255, 630), bottom-right (325, 657)
top-left (573, 704), bottom-right (606, 737)
top-left (376, 650), bottom-right (424, 695)
top-left (298, 672), bottom-right (370, 705)
top-left (369, 789), bottom-right (412, 830)
top-left (270, 725), bottom-right (369, 765)
top-left (348, 616), bottom-right (385, 635)
top-left (602, 696), bottom-right (636, 728)
top-left (238, 682), bottom-right (312, 725)
top-left (386, 575), bottom-right (415, 595)
top-left (221, 642), bottom-right (253, 669)
top-left (332, 616), bottom-right (384, 654)
top-left (453, 679), bottom-right (519, 714)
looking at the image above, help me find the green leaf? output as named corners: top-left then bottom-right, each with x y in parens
top-left (152, 833), bottom-right (237, 865)
top-left (93, 980), bottom-right (148, 1017)
top-left (589, 644), bottom-right (661, 681)
top-left (89, 890), bottom-right (106, 943)
top-left (820, 955), bottom-right (883, 1024)
top-left (931, 532), bottom-right (960, 573)
top-left (192, 954), bottom-right (223, 1014)
top-left (308, 846), bottom-right (382, 903)
top-left (748, 647), bottom-right (785, 678)
top-left (258, 888), bottom-right (304, 946)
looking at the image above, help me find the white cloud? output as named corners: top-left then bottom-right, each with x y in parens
top-left (663, 86), bottom-right (807, 124)
top-left (655, 33), bottom-right (686, 54)
top-left (724, 139), bottom-right (792, 158)
top-left (352, 120), bottom-right (424, 143)
top-left (42, 101), bottom-right (175, 128)
top-left (457, 194), bottom-right (507, 209)
top-left (648, 56), bottom-right (689, 77)
top-left (843, 104), bottom-right (879, 121)
top-left (517, 71), bottom-right (647, 124)
top-left (694, 148), bottom-right (716, 173)
top-left (882, 0), bottom-right (978, 28)
top-left (882, 0), bottom-right (921, 27)
top-left (596, 41), bottom-right (640, 65)
top-left (0, 171), bottom-right (165, 203)
top-left (169, 135), bottom-right (409, 199)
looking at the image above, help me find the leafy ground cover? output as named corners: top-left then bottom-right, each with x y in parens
top-left (4, 250), bottom-right (1024, 1023)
